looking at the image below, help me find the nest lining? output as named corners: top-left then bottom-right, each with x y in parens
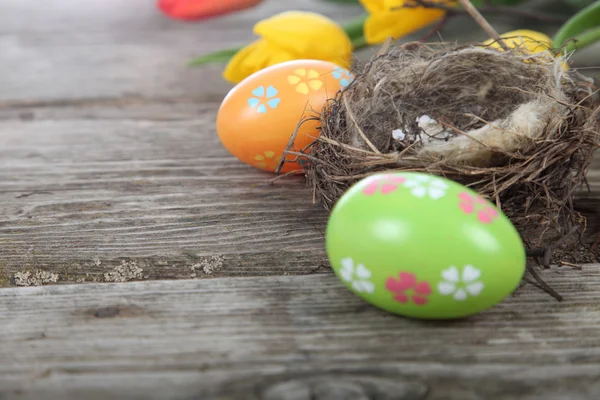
top-left (301, 41), bottom-right (600, 258)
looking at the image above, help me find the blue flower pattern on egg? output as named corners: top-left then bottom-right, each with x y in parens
top-left (247, 85), bottom-right (280, 113)
top-left (332, 67), bottom-right (354, 88)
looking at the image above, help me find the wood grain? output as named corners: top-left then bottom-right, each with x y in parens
top-left (0, 102), bottom-right (334, 285)
top-left (1, 1), bottom-right (599, 397)
top-left (1, 0), bottom-right (597, 104)
top-left (0, 0), bottom-right (365, 103)
top-left (2, 269), bottom-right (600, 399)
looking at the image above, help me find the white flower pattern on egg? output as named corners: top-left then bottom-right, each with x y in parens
top-left (340, 257), bottom-right (375, 294)
top-left (438, 265), bottom-right (485, 301)
top-left (403, 174), bottom-right (449, 200)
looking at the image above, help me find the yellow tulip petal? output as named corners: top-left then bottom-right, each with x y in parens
top-left (264, 49), bottom-right (297, 67)
top-left (222, 39), bottom-right (297, 84)
top-left (241, 40), bottom-right (279, 72)
top-left (222, 39), bottom-right (266, 83)
top-left (384, 0), bottom-right (420, 9)
top-left (383, 0), bottom-right (456, 8)
top-left (359, 0), bottom-right (387, 14)
top-left (223, 10), bottom-right (355, 84)
top-left (253, 11), bottom-right (352, 63)
top-left (363, 6), bottom-right (446, 45)
top-left (483, 29), bottom-right (553, 53)
top-left (481, 29), bottom-right (568, 71)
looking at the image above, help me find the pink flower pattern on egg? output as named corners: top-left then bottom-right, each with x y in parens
top-left (458, 192), bottom-right (499, 224)
top-left (362, 175), bottom-right (406, 196)
top-left (385, 272), bottom-right (432, 305)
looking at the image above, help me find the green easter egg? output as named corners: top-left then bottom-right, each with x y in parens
top-left (325, 171), bottom-right (526, 320)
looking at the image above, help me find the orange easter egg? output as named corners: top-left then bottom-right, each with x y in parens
top-left (216, 59), bottom-right (354, 173)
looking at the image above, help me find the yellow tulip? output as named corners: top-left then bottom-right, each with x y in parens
top-left (482, 29), bottom-right (568, 70)
top-left (222, 11), bottom-right (353, 84)
top-left (359, 0), bottom-right (456, 45)
top-left (482, 29), bottom-right (554, 53)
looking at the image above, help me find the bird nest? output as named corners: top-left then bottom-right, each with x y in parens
top-left (296, 41), bottom-right (600, 263)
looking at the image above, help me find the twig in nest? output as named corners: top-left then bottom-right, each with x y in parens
top-left (319, 136), bottom-right (383, 155)
top-left (266, 170), bottom-right (305, 185)
top-left (456, 0), bottom-right (507, 50)
top-left (526, 226), bottom-right (580, 268)
top-left (438, 120), bottom-right (492, 149)
top-left (284, 150), bottom-right (331, 166)
top-left (558, 261), bottom-right (583, 270)
top-left (275, 110), bottom-right (318, 175)
top-left (523, 225), bottom-right (583, 300)
top-left (342, 95), bottom-right (381, 153)
top-left (548, 226), bottom-right (580, 266)
top-left (525, 266), bottom-right (563, 301)
top-left (377, 37), bottom-right (393, 56)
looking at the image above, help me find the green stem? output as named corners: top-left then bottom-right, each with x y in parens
top-left (563, 25), bottom-right (600, 52)
top-left (344, 14), bottom-right (368, 41)
top-left (352, 35), bottom-right (367, 49)
top-left (188, 14), bottom-right (368, 67)
top-left (187, 47), bottom-right (241, 66)
top-left (553, 0), bottom-right (600, 50)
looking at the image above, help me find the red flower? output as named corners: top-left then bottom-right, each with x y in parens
top-left (458, 192), bottom-right (499, 224)
top-left (385, 272), bottom-right (432, 306)
top-left (158, 0), bottom-right (263, 21)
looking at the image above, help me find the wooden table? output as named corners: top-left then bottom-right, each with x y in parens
top-left (1, 0), bottom-right (599, 398)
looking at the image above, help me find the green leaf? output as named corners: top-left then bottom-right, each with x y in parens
top-left (561, 25), bottom-right (600, 52)
top-left (563, 0), bottom-right (597, 10)
top-left (342, 14), bottom-right (368, 41)
top-left (187, 48), bottom-right (242, 66)
top-left (553, 0), bottom-right (600, 51)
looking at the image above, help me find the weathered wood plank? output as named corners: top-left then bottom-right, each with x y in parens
top-left (585, 155), bottom-right (600, 198)
top-left (0, 102), bottom-right (598, 286)
top-left (2, 269), bottom-right (600, 399)
top-left (0, 103), bottom-right (333, 286)
top-left (1, 0), bottom-right (598, 104)
top-left (0, 0), bottom-right (365, 103)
